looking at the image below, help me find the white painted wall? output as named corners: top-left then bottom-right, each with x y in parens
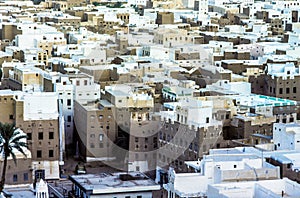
top-left (54, 77), bottom-right (74, 146)
top-left (273, 123), bottom-right (300, 151)
top-left (23, 93), bottom-right (59, 121)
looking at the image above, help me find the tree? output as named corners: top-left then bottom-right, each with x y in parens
top-left (0, 123), bottom-right (28, 192)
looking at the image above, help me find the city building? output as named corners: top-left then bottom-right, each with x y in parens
top-left (69, 172), bottom-right (160, 198)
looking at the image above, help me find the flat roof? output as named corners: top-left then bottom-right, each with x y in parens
top-left (234, 94), bottom-right (297, 107)
top-left (3, 186), bottom-right (35, 198)
top-left (70, 172), bottom-right (160, 194)
top-left (99, 99), bottom-right (114, 107)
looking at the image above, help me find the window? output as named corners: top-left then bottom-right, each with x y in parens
top-left (279, 88), bottom-right (283, 94)
top-left (153, 137), bottom-right (157, 143)
top-left (90, 143), bottom-right (95, 148)
top-left (38, 132), bottom-right (43, 140)
top-left (27, 133), bottom-right (32, 140)
top-left (84, 80), bottom-right (88, 85)
top-left (67, 116), bottom-right (71, 122)
top-left (24, 173), bottom-right (28, 181)
top-left (49, 150), bottom-right (54, 158)
top-left (49, 132), bottom-right (54, 139)
top-left (206, 117), bottom-right (209, 123)
top-left (293, 87), bottom-right (297, 93)
top-left (37, 150), bottom-right (42, 158)
top-left (13, 174), bottom-right (18, 182)
top-left (9, 114), bottom-right (13, 119)
top-left (286, 88), bottom-right (290, 94)
top-left (67, 99), bottom-right (71, 106)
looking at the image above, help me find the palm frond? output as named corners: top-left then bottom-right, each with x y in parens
top-left (10, 151), bottom-right (17, 165)
top-left (9, 134), bottom-right (27, 144)
top-left (12, 145), bottom-right (27, 159)
top-left (0, 122), bottom-right (28, 166)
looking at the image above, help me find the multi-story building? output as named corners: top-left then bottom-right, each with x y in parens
top-left (261, 62), bottom-right (300, 101)
top-left (74, 99), bottom-right (116, 163)
top-left (273, 123), bottom-right (300, 151)
top-left (156, 12), bottom-right (174, 25)
top-left (158, 98), bottom-right (224, 172)
top-left (68, 72), bottom-right (100, 102)
top-left (0, 90), bottom-right (17, 124)
top-left (229, 94), bottom-right (298, 139)
top-left (101, 84), bottom-right (159, 172)
top-left (0, 90), bottom-right (33, 185)
top-left (5, 63), bottom-right (44, 92)
top-left (153, 27), bottom-right (194, 47)
top-left (15, 92), bottom-right (61, 180)
top-left (20, 48), bottom-right (48, 66)
top-left (0, 90), bottom-right (61, 180)
top-left (52, 75), bottom-right (74, 148)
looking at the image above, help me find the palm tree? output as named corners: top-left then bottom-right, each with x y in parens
top-left (0, 122), bottom-right (28, 192)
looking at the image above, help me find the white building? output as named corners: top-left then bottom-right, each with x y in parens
top-left (52, 75), bottom-right (74, 147)
top-left (69, 172), bottom-right (160, 198)
top-left (205, 80), bottom-right (251, 95)
top-left (207, 178), bottom-right (300, 198)
top-left (127, 0), bottom-right (149, 6)
top-left (69, 73), bottom-right (100, 102)
top-left (163, 147), bottom-right (280, 197)
top-left (13, 22), bottom-right (66, 48)
top-left (273, 123), bottom-right (300, 151)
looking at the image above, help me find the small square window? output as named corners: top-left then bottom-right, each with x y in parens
top-left (49, 132), bottom-right (54, 139)
top-left (37, 150), bottom-right (42, 158)
top-left (49, 150), bottom-right (54, 158)
top-left (24, 173), bottom-right (28, 181)
top-left (27, 133), bottom-right (32, 140)
top-left (13, 174), bottom-right (18, 182)
top-left (38, 132), bottom-right (43, 140)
